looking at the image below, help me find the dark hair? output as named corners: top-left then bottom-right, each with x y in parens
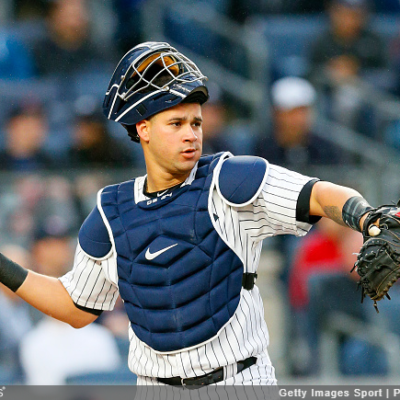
top-left (7, 101), bottom-right (45, 123)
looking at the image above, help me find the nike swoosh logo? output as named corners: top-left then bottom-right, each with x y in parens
top-left (145, 243), bottom-right (178, 260)
top-left (157, 189), bottom-right (168, 197)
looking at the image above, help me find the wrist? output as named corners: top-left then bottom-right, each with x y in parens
top-left (342, 196), bottom-right (373, 232)
top-left (0, 253), bottom-right (28, 292)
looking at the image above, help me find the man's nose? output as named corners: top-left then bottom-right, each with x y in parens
top-left (183, 125), bottom-right (198, 141)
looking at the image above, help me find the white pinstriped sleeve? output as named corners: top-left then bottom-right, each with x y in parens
top-left (59, 243), bottom-right (119, 311)
top-left (235, 163), bottom-right (316, 243)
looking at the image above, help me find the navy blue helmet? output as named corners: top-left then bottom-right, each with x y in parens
top-left (103, 42), bottom-right (209, 142)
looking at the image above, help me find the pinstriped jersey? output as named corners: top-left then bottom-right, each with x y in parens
top-left (59, 155), bottom-right (315, 382)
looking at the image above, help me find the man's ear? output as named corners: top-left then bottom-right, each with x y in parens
top-left (136, 120), bottom-right (150, 142)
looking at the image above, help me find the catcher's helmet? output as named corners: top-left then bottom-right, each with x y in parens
top-left (103, 41), bottom-right (209, 142)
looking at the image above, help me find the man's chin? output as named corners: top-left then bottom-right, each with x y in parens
top-left (175, 154), bottom-right (200, 174)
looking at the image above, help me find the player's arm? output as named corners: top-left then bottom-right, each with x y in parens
top-left (0, 254), bottom-right (98, 328)
top-left (309, 181), bottom-right (372, 231)
top-left (18, 270), bottom-right (98, 328)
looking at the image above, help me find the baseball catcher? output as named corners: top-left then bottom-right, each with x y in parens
top-left (2, 41), bottom-right (400, 386)
top-left (351, 200), bottom-right (400, 312)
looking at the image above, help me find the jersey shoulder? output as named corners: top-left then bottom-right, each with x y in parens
top-left (216, 155), bottom-right (269, 207)
top-left (78, 205), bottom-right (112, 260)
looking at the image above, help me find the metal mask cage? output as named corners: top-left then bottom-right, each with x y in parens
top-left (120, 46), bottom-right (207, 101)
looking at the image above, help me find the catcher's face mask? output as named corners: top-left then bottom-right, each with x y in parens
top-left (103, 41), bottom-right (209, 142)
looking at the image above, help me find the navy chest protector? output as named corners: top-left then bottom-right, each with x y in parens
top-left (100, 154), bottom-right (244, 352)
top-left (79, 154), bottom-right (268, 352)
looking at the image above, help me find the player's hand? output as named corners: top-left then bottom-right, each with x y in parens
top-left (352, 201), bottom-right (400, 312)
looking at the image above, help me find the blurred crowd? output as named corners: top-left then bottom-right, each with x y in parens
top-left (2, 0), bottom-right (400, 168)
top-left (1, 0), bottom-right (400, 384)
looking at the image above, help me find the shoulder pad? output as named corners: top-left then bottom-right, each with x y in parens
top-left (78, 206), bottom-right (112, 259)
top-left (216, 156), bottom-right (268, 207)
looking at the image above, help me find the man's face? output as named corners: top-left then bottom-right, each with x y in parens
top-left (139, 102), bottom-right (203, 179)
top-left (7, 113), bottom-right (47, 156)
top-left (273, 106), bottom-right (313, 146)
top-left (330, 4), bottom-right (365, 39)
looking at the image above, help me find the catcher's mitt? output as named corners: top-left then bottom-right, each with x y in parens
top-left (352, 200), bottom-right (400, 312)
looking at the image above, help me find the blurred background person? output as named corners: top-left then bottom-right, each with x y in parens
top-left (0, 245), bottom-right (37, 384)
top-left (68, 110), bottom-right (134, 170)
top-left (0, 101), bottom-right (55, 172)
top-left (308, 0), bottom-right (388, 137)
top-left (287, 218), bottom-right (363, 375)
top-left (309, 0), bottom-right (387, 81)
top-left (0, 176), bottom-right (44, 248)
top-left (19, 219), bottom-right (122, 385)
top-left (30, 0), bottom-right (114, 79)
top-left (254, 76), bottom-right (344, 170)
top-left (287, 217), bottom-right (388, 377)
top-left (29, 217), bottom-right (75, 278)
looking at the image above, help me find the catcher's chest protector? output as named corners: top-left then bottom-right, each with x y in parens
top-left (100, 154), bottom-right (243, 352)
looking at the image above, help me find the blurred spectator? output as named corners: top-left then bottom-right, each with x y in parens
top-left (289, 218), bottom-right (362, 313)
top-left (19, 221), bottom-right (122, 384)
top-left (73, 173), bottom-right (113, 220)
top-left (20, 315), bottom-right (122, 384)
top-left (68, 110), bottom-right (134, 169)
top-left (310, 0), bottom-right (387, 81)
top-left (286, 218), bottom-right (388, 376)
top-left (0, 173), bottom-right (110, 250)
top-left (30, 219), bottom-right (75, 278)
top-left (30, 0), bottom-right (112, 78)
top-left (0, 101), bottom-right (55, 171)
top-left (200, 83), bottom-right (257, 156)
top-left (287, 219), bottom-right (361, 376)
top-left (255, 77), bottom-right (349, 291)
top-left (254, 77), bottom-right (343, 170)
top-left (0, 245), bottom-right (37, 383)
top-left (0, 176), bottom-right (45, 248)
top-left (308, 0), bottom-right (388, 136)
top-left (0, 175), bottom-right (82, 251)
top-left (33, 177), bottom-right (81, 234)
